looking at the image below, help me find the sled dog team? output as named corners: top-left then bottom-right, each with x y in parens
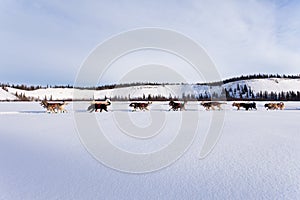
top-left (41, 99), bottom-right (285, 113)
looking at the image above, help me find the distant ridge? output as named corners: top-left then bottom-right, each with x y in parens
top-left (1, 74), bottom-right (300, 101)
top-left (1, 74), bottom-right (300, 90)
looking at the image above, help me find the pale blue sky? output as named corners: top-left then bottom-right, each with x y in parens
top-left (0, 0), bottom-right (299, 85)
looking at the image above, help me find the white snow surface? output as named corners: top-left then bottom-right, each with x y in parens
top-left (224, 78), bottom-right (300, 93)
top-left (4, 78), bottom-right (300, 100)
top-left (0, 88), bottom-right (18, 100)
top-left (0, 102), bottom-right (300, 199)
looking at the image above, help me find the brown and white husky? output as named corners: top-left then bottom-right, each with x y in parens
top-left (201, 101), bottom-right (226, 110)
top-left (40, 100), bottom-right (68, 113)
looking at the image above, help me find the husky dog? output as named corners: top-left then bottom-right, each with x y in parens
top-left (169, 100), bottom-right (186, 111)
top-left (264, 103), bottom-right (276, 110)
top-left (129, 102), bottom-right (152, 111)
top-left (56, 102), bottom-right (68, 113)
top-left (201, 101), bottom-right (226, 110)
top-left (87, 99), bottom-right (111, 112)
top-left (232, 102), bottom-right (257, 111)
top-left (264, 102), bottom-right (285, 110)
top-left (40, 100), bottom-right (68, 113)
top-left (277, 102), bottom-right (285, 110)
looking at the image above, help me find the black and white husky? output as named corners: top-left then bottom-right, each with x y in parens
top-left (87, 99), bottom-right (111, 112)
top-left (169, 100), bottom-right (186, 111)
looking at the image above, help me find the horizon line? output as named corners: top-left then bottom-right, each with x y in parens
top-left (1, 73), bottom-right (300, 88)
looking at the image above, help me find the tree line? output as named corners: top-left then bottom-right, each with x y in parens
top-left (2, 74), bottom-right (299, 91)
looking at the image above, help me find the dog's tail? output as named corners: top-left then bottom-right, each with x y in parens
top-left (252, 102), bottom-right (257, 110)
top-left (87, 104), bottom-right (95, 112)
top-left (181, 101), bottom-right (186, 110)
top-left (264, 103), bottom-right (269, 108)
top-left (129, 103), bottom-right (135, 107)
top-left (40, 100), bottom-right (48, 108)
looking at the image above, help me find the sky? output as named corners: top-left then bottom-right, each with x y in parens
top-left (0, 0), bottom-right (300, 85)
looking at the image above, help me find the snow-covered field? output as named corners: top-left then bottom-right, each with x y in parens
top-left (1, 102), bottom-right (300, 199)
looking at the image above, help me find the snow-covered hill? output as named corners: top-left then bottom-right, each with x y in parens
top-left (0, 88), bottom-right (18, 101)
top-left (4, 78), bottom-right (300, 100)
top-left (224, 78), bottom-right (300, 93)
top-left (4, 85), bottom-right (214, 100)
